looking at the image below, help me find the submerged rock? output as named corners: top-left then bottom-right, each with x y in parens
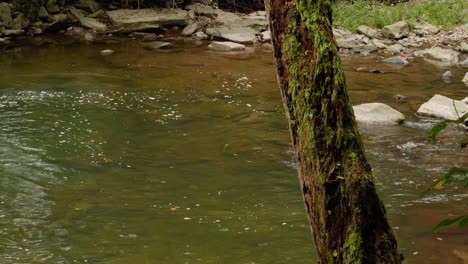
top-left (442, 71), bottom-right (452, 80)
top-left (208, 41), bottom-right (245, 51)
top-left (381, 56), bottom-right (408, 65)
top-left (100, 49), bottom-right (114, 56)
top-left (143, 41), bottom-right (173, 50)
top-left (417, 94), bottom-right (468, 120)
top-left (353, 103), bottom-right (405, 125)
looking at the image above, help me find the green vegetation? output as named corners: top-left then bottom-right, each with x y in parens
top-left (422, 112), bottom-right (468, 233)
top-left (332, 0), bottom-right (467, 32)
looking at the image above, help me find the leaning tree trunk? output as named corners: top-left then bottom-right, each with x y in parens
top-left (265, 1), bottom-right (402, 263)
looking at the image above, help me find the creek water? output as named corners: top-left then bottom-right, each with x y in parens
top-left (0, 38), bottom-right (467, 263)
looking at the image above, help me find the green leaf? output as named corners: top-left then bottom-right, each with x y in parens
top-left (420, 167), bottom-right (468, 197)
top-left (459, 216), bottom-right (468, 228)
top-left (432, 216), bottom-right (465, 233)
top-left (428, 121), bottom-right (449, 141)
top-left (459, 138), bottom-right (468, 149)
top-left (454, 112), bottom-right (468, 124)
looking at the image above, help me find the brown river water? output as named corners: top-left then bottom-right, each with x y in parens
top-left (0, 37), bottom-right (467, 263)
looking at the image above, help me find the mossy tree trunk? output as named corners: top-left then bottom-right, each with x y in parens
top-left (265, 0), bottom-right (402, 263)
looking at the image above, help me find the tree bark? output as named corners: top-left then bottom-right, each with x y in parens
top-left (265, 1), bottom-right (402, 263)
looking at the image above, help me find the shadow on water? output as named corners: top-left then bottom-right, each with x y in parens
top-left (0, 40), bottom-right (466, 263)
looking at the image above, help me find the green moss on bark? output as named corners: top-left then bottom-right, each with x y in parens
top-left (266, 0), bottom-right (402, 263)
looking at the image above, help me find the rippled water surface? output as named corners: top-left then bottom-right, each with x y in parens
top-left (0, 38), bottom-right (467, 263)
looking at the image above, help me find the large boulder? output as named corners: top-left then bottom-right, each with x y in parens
top-left (417, 94), bottom-right (468, 120)
top-left (206, 26), bottom-right (257, 44)
top-left (357, 25), bottom-right (380, 39)
top-left (0, 2), bottom-right (12, 27)
top-left (208, 41), bottom-right (245, 51)
top-left (382, 21), bottom-right (409, 39)
top-left (412, 21), bottom-right (439, 36)
top-left (353, 103), bottom-right (405, 125)
top-left (107, 8), bottom-right (187, 31)
top-left (78, 16), bottom-right (107, 31)
top-left (73, 0), bottom-right (101, 14)
top-left (418, 46), bottom-right (459, 65)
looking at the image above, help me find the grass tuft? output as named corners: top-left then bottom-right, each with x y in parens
top-left (332, 0), bottom-right (468, 32)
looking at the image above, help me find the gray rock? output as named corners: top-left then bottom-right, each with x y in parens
top-left (442, 71), bottom-right (452, 80)
top-left (386, 44), bottom-right (404, 54)
top-left (11, 13), bottom-right (29, 30)
top-left (208, 41), bottom-right (245, 51)
top-left (100, 49), bottom-right (114, 56)
top-left (0, 2), bottom-right (12, 26)
top-left (194, 31), bottom-right (208, 39)
top-left (333, 28), bottom-right (352, 38)
top-left (142, 33), bottom-right (157, 41)
top-left (357, 25), bottom-right (380, 39)
top-left (352, 44), bottom-right (378, 55)
top-left (188, 3), bottom-right (217, 19)
top-left (74, 0), bottom-right (101, 14)
top-left (382, 20), bottom-right (409, 39)
top-left (44, 14), bottom-right (74, 32)
top-left (381, 56), bottom-right (409, 65)
top-left (2, 29), bottom-right (24, 36)
top-left (111, 23), bottom-right (161, 34)
top-left (371, 39), bottom-right (388, 49)
top-left (84, 32), bottom-right (95, 42)
top-left (462, 97), bottom-right (468, 104)
top-left (336, 37), bottom-right (359, 49)
top-left (38, 6), bottom-right (49, 20)
top-left (413, 21), bottom-right (439, 36)
top-left (78, 16), bottom-right (107, 31)
top-left (46, 0), bottom-right (62, 14)
top-left (417, 94), bottom-right (468, 120)
top-left (461, 58), bottom-right (468, 68)
top-left (353, 103), bottom-right (405, 125)
top-left (107, 8), bottom-right (187, 29)
top-left (206, 26), bottom-right (257, 44)
top-left (182, 23), bottom-right (198, 36)
top-left (460, 42), bottom-right (468, 53)
top-left (143, 41), bottom-right (173, 50)
top-left (463, 72), bottom-right (468, 83)
top-left (419, 46), bottom-right (459, 65)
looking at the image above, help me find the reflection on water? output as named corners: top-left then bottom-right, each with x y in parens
top-left (0, 39), bottom-right (467, 263)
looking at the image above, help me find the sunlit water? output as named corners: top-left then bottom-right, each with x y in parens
top-left (0, 37), bottom-right (466, 263)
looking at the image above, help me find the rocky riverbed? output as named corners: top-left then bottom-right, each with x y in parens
top-left (1, 0), bottom-right (467, 126)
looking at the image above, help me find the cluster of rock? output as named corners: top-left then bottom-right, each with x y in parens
top-left (0, 1), bottom-right (272, 51)
top-left (335, 20), bottom-right (468, 68)
top-left (353, 94), bottom-right (468, 128)
top-left (1, 1), bottom-right (467, 128)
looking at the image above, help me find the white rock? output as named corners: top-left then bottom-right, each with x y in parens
top-left (381, 56), bottom-right (408, 65)
top-left (353, 103), bottom-right (405, 125)
top-left (417, 94), bottom-right (468, 120)
top-left (206, 26), bottom-right (257, 44)
top-left (463, 72), bottom-right (468, 83)
top-left (84, 32), bottom-right (94, 42)
top-left (260, 30), bottom-right (271, 42)
top-left (419, 46), bottom-right (459, 65)
top-left (100, 49), bottom-right (114, 56)
top-left (208, 41), bottom-right (245, 51)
